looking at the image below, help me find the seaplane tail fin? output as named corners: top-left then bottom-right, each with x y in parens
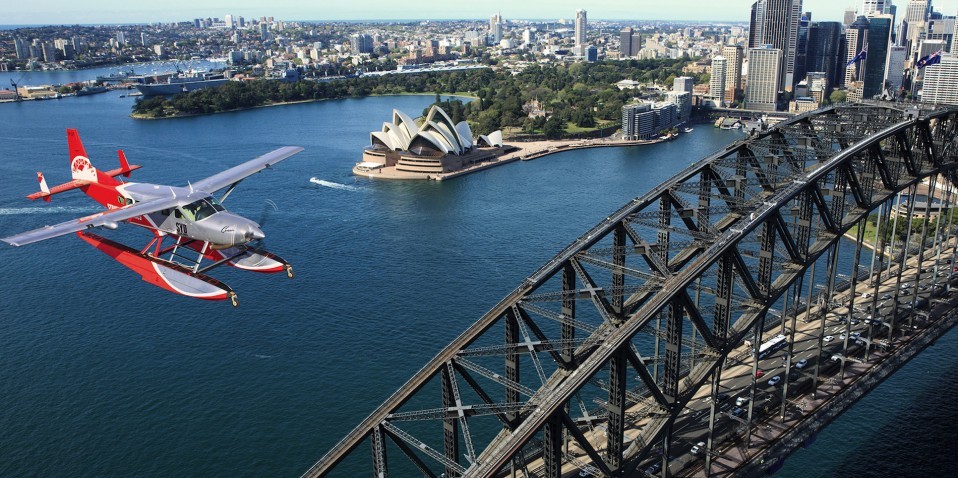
top-left (67, 128), bottom-right (119, 186)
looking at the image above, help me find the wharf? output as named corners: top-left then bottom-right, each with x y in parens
top-left (353, 136), bottom-right (674, 181)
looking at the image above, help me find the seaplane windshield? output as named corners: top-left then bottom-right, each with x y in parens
top-left (182, 196), bottom-right (225, 221)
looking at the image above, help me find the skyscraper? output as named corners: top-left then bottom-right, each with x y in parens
top-left (745, 46), bottom-right (783, 111)
top-left (844, 16), bottom-right (870, 87)
top-left (845, 8), bottom-right (859, 26)
top-left (350, 34), bottom-right (373, 55)
top-left (722, 45), bottom-right (744, 103)
top-left (620, 27), bottom-right (635, 57)
top-left (794, 12), bottom-right (812, 85)
top-left (900, 1), bottom-right (931, 58)
top-left (920, 54), bottom-right (958, 104)
top-left (807, 22), bottom-right (843, 90)
top-left (863, 15), bottom-right (894, 98)
top-left (886, 45), bottom-right (908, 90)
top-left (862, 0), bottom-right (891, 15)
top-left (748, 0), bottom-right (804, 91)
top-left (711, 56), bottom-right (728, 106)
top-left (14, 37), bottom-right (28, 59)
top-left (575, 9), bottom-right (587, 47)
top-left (490, 12), bottom-right (502, 33)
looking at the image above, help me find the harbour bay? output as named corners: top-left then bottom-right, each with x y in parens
top-left (0, 92), bottom-right (955, 477)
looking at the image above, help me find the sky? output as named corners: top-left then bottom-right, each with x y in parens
top-left (4, 0), bottom-right (958, 26)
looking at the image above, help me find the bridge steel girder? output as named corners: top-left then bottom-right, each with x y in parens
top-left (302, 105), bottom-right (958, 478)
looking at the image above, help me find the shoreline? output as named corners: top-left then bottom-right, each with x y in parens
top-left (130, 92), bottom-right (478, 120)
top-left (353, 135), bottom-right (679, 181)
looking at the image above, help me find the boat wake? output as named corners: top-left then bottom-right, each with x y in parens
top-left (310, 178), bottom-right (364, 192)
top-left (0, 206), bottom-right (100, 216)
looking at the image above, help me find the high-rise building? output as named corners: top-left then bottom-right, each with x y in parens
top-left (745, 46), bottom-right (783, 111)
top-left (722, 45), bottom-right (744, 103)
top-left (116, 31), bottom-right (126, 46)
top-left (350, 34), bottom-right (373, 55)
top-left (920, 54), bottom-right (958, 104)
top-left (807, 22), bottom-right (842, 91)
top-left (622, 101), bottom-right (679, 140)
top-left (863, 15), bottom-right (894, 98)
top-left (225, 14), bottom-right (234, 29)
top-left (794, 12), bottom-right (811, 85)
top-left (490, 12), bottom-right (502, 33)
top-left (844, 16), bottom-right (870, 87)
top-left (620, 27), bottom-right (635, 57)
top-left (845, 8), bottom-right (859, 26)
top-left (710, 56), bottom-right (728, 106)
top-left (666, 90), bottom-right (692, 121)
top-left (14, 37), bottom-right (28, 59)
top-left (926, 16), bottom-right (956, 52)
top-left (41, 42), bottom-right (58, 62)
top-left (862, 0), bottom-right (891, 15)
top-left (886, 45), bottom-right (908, 90)
top-left (673, 76), bottom-right (694, 93)
top-left (492, 22), bottom-right (503, 44)
top-left (748, 0), bottom-right (804, 91)
top-left (575, 9), bottom-right (587, 47)
top-left (900, 1), bottom-right (931, 57)
top-left (140, 32), bottom-right (149, 47)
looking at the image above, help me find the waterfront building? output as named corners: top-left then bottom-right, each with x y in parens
top-left (621, 101), bottom-right (679, 140)
top-left (710, 56), bottom-right (728, 107)
top-left (575, 9), bottom-right (588, 47)
top-left (361, 106), bottom-right (504, 176)
top-left (745, 45), bottom-right (783, 111)
top-left (749, 0), bottom-right (803, 91)
top-left (722, 45), bottom-right (744, 104)
top-left (921, 54), bottom-right (958, 105)
top-left (807, 21), bottom-right (843, 91)
top-left (14, 38), bottom-right (28, 59)
top-left (665, 91), bottom-right (692, 121)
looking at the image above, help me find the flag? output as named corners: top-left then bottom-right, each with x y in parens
top-left (917, 50), bottom-right (943, 68)
top-left (846, 49), bottom-right (867, 68)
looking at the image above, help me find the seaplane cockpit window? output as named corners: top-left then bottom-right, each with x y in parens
top-left (183, 197), bottom-right (225, 222)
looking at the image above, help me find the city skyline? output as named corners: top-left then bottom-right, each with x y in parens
top-left (5, 1), bottom-right (958, 26)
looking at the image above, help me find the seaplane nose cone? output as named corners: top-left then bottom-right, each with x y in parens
top-left (247, 226), bottom-right (265, 241)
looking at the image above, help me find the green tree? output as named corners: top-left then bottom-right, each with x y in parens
top-left (830, 90), bottom-right (848, 104)
top-left (542, 115), bottom-right (564, 139)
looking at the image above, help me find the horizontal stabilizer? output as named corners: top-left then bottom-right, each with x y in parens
top-left (26, 178), bottom-right (90, 201)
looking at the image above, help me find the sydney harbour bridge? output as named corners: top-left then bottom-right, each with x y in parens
top-left (303, 103), bottom-right (958, 477)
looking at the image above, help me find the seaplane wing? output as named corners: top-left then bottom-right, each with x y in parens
top-left (1, 195), bottom-right (185, 247)
top-left (191, 146), bottom-right (304, 194)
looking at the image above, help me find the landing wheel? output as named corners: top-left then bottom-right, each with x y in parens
top-left (285, 265), bottom-right (294, 279)
top-left (230, 292), bottom-right (239, 307)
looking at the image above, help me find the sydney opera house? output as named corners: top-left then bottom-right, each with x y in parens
top-left (356, 105), bottom-right (504, 178)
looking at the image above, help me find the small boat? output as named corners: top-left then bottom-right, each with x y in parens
top-left (683, 127), bottom-right (694, 133)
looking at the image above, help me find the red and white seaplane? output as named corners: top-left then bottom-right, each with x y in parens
top-left (1, 129), bottom-right (304, 306)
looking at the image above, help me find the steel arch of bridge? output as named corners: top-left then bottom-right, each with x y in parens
top-left (303, 104), bottom-right (958, 478)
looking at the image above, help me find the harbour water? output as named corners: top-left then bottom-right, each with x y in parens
top-left (0, 92), bottom-right (955, 477)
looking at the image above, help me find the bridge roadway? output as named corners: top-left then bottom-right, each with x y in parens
top-left (539, 237), bottom-right (958, 477)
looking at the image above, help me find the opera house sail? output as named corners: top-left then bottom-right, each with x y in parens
top-left (356, 105), bottom-right (504, 179)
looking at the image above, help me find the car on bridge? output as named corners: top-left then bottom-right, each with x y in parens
top-left (795, 358), bottom-right (808, 369)
top-left (824, 335), bottom-right (834, 342)
top-left (690, 442), bottom-right (706, 455)
top-left (767, 375), bottom-right (782, 386)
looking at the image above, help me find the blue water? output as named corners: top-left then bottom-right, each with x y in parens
top-left (0, 93), bottom-right (953, 477)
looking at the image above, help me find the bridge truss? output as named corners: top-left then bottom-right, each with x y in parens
top-left (303, 104), bottom-right (958, 477)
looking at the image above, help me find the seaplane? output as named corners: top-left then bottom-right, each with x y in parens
top-left (1, 129), bottom-right (304, 306)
